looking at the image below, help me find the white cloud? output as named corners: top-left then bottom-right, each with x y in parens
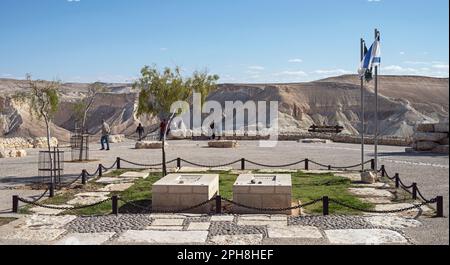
top-left (367, 0), bottom-right (381, 2)
top-left (288, 58), bottom-right (303, 63)
top-left (273, 70), bottom-right (308, 77)
top-left (399, 51), bottom-right (405, 55)
top-left (432, 64), bottom-right (449, 70)
top-left (160, 47), bottom-right (168, 52)
top-left (247, 65), bottom-right (265, 71)
top-left (313, 69), bottom-right (352, 75)
top-left (1, 73), bottom-right (12, 77)
top-left (67, 0), bottom-right (81, 2)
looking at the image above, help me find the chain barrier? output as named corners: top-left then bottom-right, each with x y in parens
top-left (180, 159), bottom-right (242, 168)
top-left (328, 198), bottom-right (436, 214)
top-left (85, 168), bottom-right (100, 177)
top-left (18, 197), bottom-right (112, 210)
top-left (26, 189), bottom-right (49, 203)
top-left (119, 197), bottom-right (215, 213)
top-left (102, 161), bottom-right (118, 171)
top-left (120, 158), bottom-right (164, 168)
top-left (245, 159), bottom-right (306, 168)
top-left (416, 187), bottom-right (435, 203)
top-left (57, 173), bottom-right (84, 189)
top-left (222, 197), bottom-right (323, 212)
top-left (398, 178), bottom-right (415, 189)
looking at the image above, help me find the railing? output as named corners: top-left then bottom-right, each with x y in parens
top-left (13, 157), bottom-right (444, 218)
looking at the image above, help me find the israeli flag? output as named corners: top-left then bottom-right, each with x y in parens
top-left (359, 40), bottom-right (381, 76)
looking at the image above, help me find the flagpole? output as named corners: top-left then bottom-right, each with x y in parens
top-left (360, 38), bottom-right (365, 172)
top-left (374, 28), bottom-right (380, 174)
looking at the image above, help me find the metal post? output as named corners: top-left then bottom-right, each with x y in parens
top-left (305, 159), bottom-right (309, 171)
top-left (412, 183), bottom-right (418, 200)
top-left (360, 38), bottom-right (366, 172)
top-left (395, 173), bottom-right (400, 188)
top-left (12, 195), bottom-right (19, 213)
top-left (81, 170), bottom-right (87, 185)
top-left (177, 158), bottom-right (181, 168)
top-left (241, 158), bottom-right (245, 170)
top-left (99, 164), bottom-right (103, 177)
top-left (116, 157), bottom-right (121, 169)
top-left (381, 165), bottom-right (385, 177)
top-left (328, 165), bottom-right (331, 170)
top-left (112, 195), bottom-right (119, 215)
top-left (49, 182), bottom-right (55, 198)
top-left (371, 159), bottom-right (375, 171)
top-left (215, 195), bottom-right (222, 214)
top-left (374, 29), bottom-right (380, 176)
top-left (436, 196), bottom-right (444, 217)
top-left (323, 196), bottom-right (329, 216)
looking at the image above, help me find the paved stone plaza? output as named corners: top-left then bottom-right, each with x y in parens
top-left (0, 140), bottom-right (448, 245)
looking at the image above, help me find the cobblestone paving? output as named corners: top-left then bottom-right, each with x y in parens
top-left (208, 222), bottom-right (268, 238)
top-left (289, 215), bottom-right (379, 230)
top-left (66, 214), bottom-right (153, 233)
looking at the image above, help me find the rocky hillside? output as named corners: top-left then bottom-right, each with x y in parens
top-left (0, 75), bottom-right (448, 141)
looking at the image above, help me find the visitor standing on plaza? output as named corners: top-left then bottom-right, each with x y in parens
top-left (100, 119), bottom-right (111, 151)
top-left (136, 123), bottom-right (145, 141)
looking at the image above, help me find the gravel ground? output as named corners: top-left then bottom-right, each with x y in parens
top-left (289, 215), bottom-right (379, 230)
top-left (66, 214), bottom-right (153, 233)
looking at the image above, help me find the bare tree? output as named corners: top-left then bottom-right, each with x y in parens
top-left (73, 82), bottom-right (106, 161)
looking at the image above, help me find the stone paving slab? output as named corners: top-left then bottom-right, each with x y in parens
top-left (209, 166), bottom-right (233, 172)
top-left (178, 167), bottom-right (210, 173)
top-left (239, 215), bottom-right (287, 221)
top-left (268, 225), bottom-right (323, 239)
top-left (353, 182), bottom-right (390, 188)
top-left (210, 215), bottom-right (235, 222)
top-left (145, 226), bottom-right (184, 231)
top-left (149, 214), bottom-right (188, 219)
top-left (99, 183), bottom-right (134, 192)
top-left (24, 215), bottom-right (77, 230)
top-left (371, 203), bottom-right (433, 217)
top-left (237, 220), bottom-right (287, 227)
top-left (360, 197), bottom-right (393, 204)
top-left (30, 205), bottom-right (74, 216)
top-left (55, 232), bottom-right (115, 245)
top-left (335, 172), bottom-right (362, 181)
top-left (187, 222), bottom-right (211, 231)
top-left (151, 219), bottom-right (185, 226)
top-left (67, 196), bottom-right (109, 206)
top-left (117, 230), bottom-right (209, 244)
top-left (365, 216), bottom-right (422, 229)
top-left (348, 188), bottom-right (393, 198)
top-left (96, 177), bottom-right (134, 184)
top-left (120, 172), bottom-right (149, 179)
top-left (324, 229), bottom-right (408, 245)
top-left (74, 192), bottom-right (110, 198)
top-left (0, 228), bottom-right (67, 242)
top-left (209, 234), bottom-right (263, 245)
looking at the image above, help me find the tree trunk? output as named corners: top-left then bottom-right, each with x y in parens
top-left (44, 117), bottom-right (54, 185)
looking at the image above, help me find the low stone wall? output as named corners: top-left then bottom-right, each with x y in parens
top-left (407, 123), bottom-right (449, 154)
top-left (0, 137), bottom-right (58, 149)
top-left (135, 141), bottom-right (167, 149)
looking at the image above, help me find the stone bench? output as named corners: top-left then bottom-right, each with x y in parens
top-left (135, 141), bottom-right (167, 149)
top-left (208, 140), bottom-right (238, 148)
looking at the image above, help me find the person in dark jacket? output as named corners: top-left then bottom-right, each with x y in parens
top-left (136, 123), bottom-right (145, 141)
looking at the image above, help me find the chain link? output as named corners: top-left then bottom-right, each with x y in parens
top-left (18, 197), bottom-right (112, 210)
top-left (329, 198), bottom-right (436, 214)
top-left (222, 197), bottom-right (323, 212)
top-left (119, 197), bottom-right (215, 213)
top-left (245, 159), bottom-right (306, 168)
top-left (181, 159), bottom-right (241, 168)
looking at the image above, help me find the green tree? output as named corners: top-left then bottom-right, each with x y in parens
top-left (14, 74), bottom-right (60, 187)
top-left (134, 65), bottom-right (219, 175)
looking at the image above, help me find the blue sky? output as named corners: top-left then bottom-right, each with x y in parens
top-left (0, 0), bottom-right (448, 83)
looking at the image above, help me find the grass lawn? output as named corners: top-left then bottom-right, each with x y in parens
top-left (19, 169), bottom-right (377, 216)
top-left (0, 217), bottom-right (17, 226)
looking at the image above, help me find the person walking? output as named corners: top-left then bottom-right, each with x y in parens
top-left (210, 122), bottom-right (216, 140)
top-left (100, 119), bottom-right (111, 151)
top-left (159, 119), bottom-right (167, 141)
top-left (136, 123), bottom-right (145, 141)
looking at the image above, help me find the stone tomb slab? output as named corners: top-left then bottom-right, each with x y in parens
top-left (67, 192), bottom-right (110, 206)
top-left (233, 174), bottom-right (292, 214)
top-left (152, 174), bottom-right (219, 213)
top-left (364, 216), bottom-right (422, 229)
top-left (96, 177), bottom-right (134, 185)
top-left (348, 188), bottom-right (393, 198)
top-left (268, 225), bottom-right (323, 239)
